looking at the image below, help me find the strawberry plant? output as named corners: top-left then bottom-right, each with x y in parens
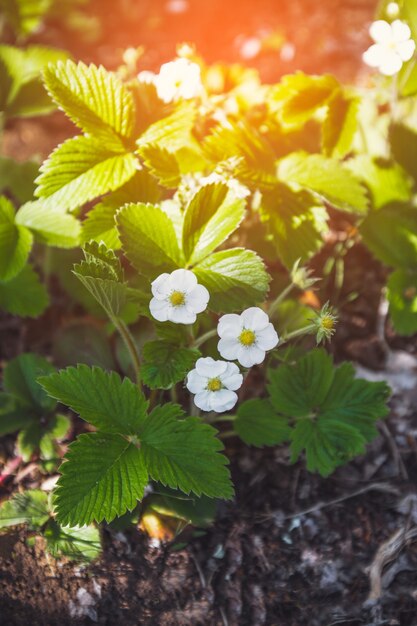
top-left (6, 0), bottom-right (417, 558)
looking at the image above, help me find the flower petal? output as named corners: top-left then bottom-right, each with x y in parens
top-left (369, 20), bottom-right (393, 43)
top-left (209, 389), bottom-right (238, 412)
top-left (187, 284), bottom-right (210, 313)
top-left (196, 357), bottom-right (228, 378)
top-left (149, 298), bottom-right (169, 321)
top-left (363, 44), bottom-right (384, 68)
top-left (236, 345), bottom-right (266, 368)
top-left (217, 313), bottom-right (243, 338)
top-left (194, 390), bottom-right (212, 412)
top-left (256, 324), bottom-right (279, 351)
top-left (397, 39), bottom-right (416, 61)
top-left (221, 363), bottom-right (243, 391)
top-left (168, 305), bottom-right (196, 324)
top-left (391, 19), bottom-right (411, 43)
top-left (379, 51), bottom-right (403, 75)
top-left (241, 307), bottom-right (270, 331)
top-left (151, 273), bottom-right (171, 299)
top-left (186, 369), bottom-right (207, 393)
top-left (218, 337), bottom-right (240, 361)
top-left (170, 268), bottom-right (198, 292)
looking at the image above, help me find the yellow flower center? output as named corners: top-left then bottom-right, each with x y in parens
top-left (207, 377), bottom-right (222, 392)
top-left (239, 329), bottom-right (256, 346)
top-left (169, 290), bottom-right (186, 307)
top-left (321, 315), bottom-right (334, 331)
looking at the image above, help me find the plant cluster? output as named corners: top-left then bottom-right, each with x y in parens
top-left (4, 0), bottom-right (417, 559)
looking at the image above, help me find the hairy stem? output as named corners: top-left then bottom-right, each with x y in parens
top-left (113, 318), bottom-right (142, 387)
top-left (279, 322), bottom-right (316, 346)
top-left (149, 388), bottom-right (159, 409)
top-left (219, 429), bottom-right (236, 440)
top-left (206, 414), bottom-right (236, 424)
top-left (268, 283), bottom-right (294, 317)
top-left (193, 328), bottom-right (218, 348)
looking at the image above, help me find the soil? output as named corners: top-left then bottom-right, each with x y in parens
top-left (5, 1), bottom-right (417, 625)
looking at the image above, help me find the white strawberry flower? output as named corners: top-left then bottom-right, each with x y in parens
top-left (137, 70), bottom-right (156, 84)
top-left (154, 58), bottom-right (202, 103)
top-left (149, 269), bottom-right (209, 325)
top-left (363, 20), bottom-right (415, 76)
top-left (217, 307), bottom-right (279, 368)
top-left (186, 357), bottom-right (243, 412)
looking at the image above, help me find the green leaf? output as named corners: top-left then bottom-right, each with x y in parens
top-left (277, 73), bottom-right (339, 126)
top-left (0, 195), bottom-right (33, 281)
top-left (43, 60), bottom-right (135, 147)
top-left (320, 362), bottom-right (390, 441)
top-left (322, 89), bottom-right (359, 158)
top-left (398, 57), bottom-right (417, 97)
top-left (53, 432), bottom-right (148, 525)
top-left (0, 490), bottom-right (49, 530)
top-left (35, 135), bottom-right (138, 212)
top-left (139, 405), bottom-right (234, 500)
top-left (387, 269), bottom-right (417, 336)
top-left (277, 152), bottom-right (368, 214)
top-left (44, 520), bottom-right (101, 562)
top-left (82, 169), bottom-right (161, 249)
top-left (0, 264), bottom-right (49, 317)
top-left (0, 392), bottom-right (34, 435)
top-left (142, 341), bottom-right (200, 390)
top-left (0, 44), bottom-right (69, 118)
top-left (82, 240), bottom-right (124, 280)
top-left (74, 265), bottom-right (127, 318)
top-left (347, 156), bottom-right (412, 210)
top-left (139, 144), bottom-right (181, 188)
top-left (235, 399), bottom-right (291, 447)
top-left (182, 183), bottom-right (246, 264)
top-left (137, 101), bottom-right (196, 152)
top-left (403, 0), bottom-right (417, 44)
top-left (82, 202), bottom-right (121, 250)
top-left (17, 421), bottom-right (41, 461)
top-left (0, 157), bottom-right (39, 204)
top-left (389, 123), bottom-right (417, 183)
top-left (6, 77), bottom-right (55, 118)
top-left (116, 203), bottom-right (183, 278)
top-left (268, 349), bottom-right (335, 417)
top-left (0, 265), bottom-right (49, 317)
top-left (203, 119), bottom-right (276, 176)
top-left (360, 204), bottom-right (417, 269)
top-left (194, 248), bottom-right (270, 313)
top-left (53, 321), bottom-right (116, 369)
top-left (1, 0), bottom-right (53, 37)
top-left (4, 353), bottom-right (56, 412)
top-left (260, 184), bottom-right (328, 268)
top-left (16, 200), bottom-right (81, 248)
top-left (147, 487), bottom-right (216, 527)
top-left (73, 241), bottom-right (127, 317)
top-left (267, 349), bottom-right (390, 476)
top-left (290, 417), bottom-right (366, 477)
top-left (39, 365), bottom-right (148, 435)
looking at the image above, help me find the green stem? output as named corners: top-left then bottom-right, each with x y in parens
top-left (206, 414), bottom-right (236, 424)
top-left (193, 328), bottom-right (217, 348)
top-left (113, 318), bottom-right (142, 387)
top-left (279, 323), bottom-right (316, 346)
top-left (149, 388), bottom-right (159, 409)
top-left (390, 72), bottom-right (399, 122)
top-left (0, 112), bottom-right (5, 154)
top-left (170, 384), bottom-right (178, 404)
top-left (269, 283), bottom-right (294, 317)
top-left (219, 429), bottom-right (236, 440)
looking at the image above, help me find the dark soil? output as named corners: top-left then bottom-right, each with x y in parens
top-left (5, 1), bottom-right (417, 626)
